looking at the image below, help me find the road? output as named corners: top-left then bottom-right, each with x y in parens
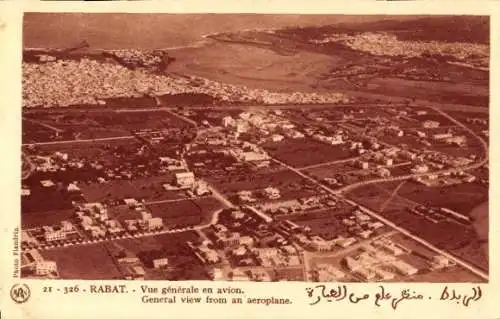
top-left (297, 156), bottom-right (360, 171)
top-left (333, 109), bottom-right (489, 194)
top-left (22, 135), bottom-right (135, 147)
top-left (274, 152), bottom-right (489, 280)
top-left (145, 195), bottom-right (211, 206)
top-left (270, 141), bottom-right (489, 281)
top-left (344, 198), bottom-right (488, 280)
top-left (378, 181), bottom-right (407, 213)
top-left (38, 208), bottom-right (226, 252)
top-left (23, 117), bottom-right (64, 133)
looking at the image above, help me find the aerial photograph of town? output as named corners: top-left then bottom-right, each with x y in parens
top-left (20, 13), bottom-right (489, 283)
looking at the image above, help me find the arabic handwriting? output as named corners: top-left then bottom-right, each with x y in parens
top-left (306, 284), bottom-right (483, 309)
top-left (440, 286), bottom-right (482, 307)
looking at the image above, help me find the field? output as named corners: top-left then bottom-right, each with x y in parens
top-left (211, 168), bottom-right (321, 202)
top-left (263, 139), bottom-right (354, 168)
top-left (390, 181), bottom-right (487, 216)
top-left (80, 175), bottom-right (186, 203)
top-left (21, 187), bottom-right (76, 214)
top-left (38, 230), bottom-right (209, 280)
top-left (350, 180), bottom-right (488, 216)
top-left (117, 231), bottom-right (209, 280)
top-left (22, 110), bottom-right (192, 142)
top-left (347, 180), bottom-right (488, 271)
top-left (41, 244), bottom-right (122, 279)
top-left (22, 208), bottom-right (75, 229)
top-left (28, 139), bottom-right (143, 165)
top-left (280, 204), bottom-right (356, 240)
top-left (364, 77), bottom-right (488, 107)
top-left (146, 197), bottom-right (223, 227)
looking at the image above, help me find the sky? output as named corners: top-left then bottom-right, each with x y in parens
top-left (23, 13), bottom-right (418, 49)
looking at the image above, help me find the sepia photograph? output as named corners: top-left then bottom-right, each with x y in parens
top-left (20, 13), bottom-right (489, 283)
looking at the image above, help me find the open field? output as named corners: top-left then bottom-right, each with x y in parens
top-left (389, 181), bottom-right (488, 216)
top-left (21, 188), bottom-right (76, 214)
top-left (280, 205), bottom-right (356, 240)
top-left (80, 175), bottom-right (186, 203)
top-left (118, 231), bottom-right (209, 280)
top-left (350, 180), bottom-right (488, 217)
top-left (42, 244), bottom-right (122, 279)
top-left (364, 77), bottom-right (488, 107)
top-left (146, 197), bottom-right (223, 227)
top-left (263, 139), bottom-right (353, 168)
top-left (23, 110), bottom-right (192, 141)
top-left (211, 168), bottom-right (321, 201)
top-left (347, 180), bottom-right (488, 271)
top-left (22, 208), bottom-right (75, 229)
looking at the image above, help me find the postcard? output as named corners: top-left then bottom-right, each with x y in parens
top-left (0, 1), bottom-right (498, 318)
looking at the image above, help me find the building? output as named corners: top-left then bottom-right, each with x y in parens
top-left (411, 164), bottom-right (429, 173)
top-left (192, 181), bottom-right (210, 196)
top-left (263, 187), bottom-right (281, 200)
top-left (239, 236), bottom-right (255, 246)
top-left (132, 266), bottom-right (146, 277)
top-left (26, 249), bottom-right (44, 263)
top-left (215, 231), bottom-right (241, 248)
top-left (141, 211), bottom-right (153, 221)
top-left (373, 267), bottom-right (395, 280)
top-left (21, 231), bottom-right (37, 246)
top-left (175, 172), bottom-right (195, 188)
top-left (430, 255), bottom-right (455, 269)
top-left (315, 264), bottom-right (346, 282)
top-left (356, 161), bottom-right (369, 170)
top-left (40, 180), bottom-right (55, 188)
top-left (240, 151), bottom-right (270, 162)
top-left (433, 133), bottom-right (453, 140)
top-left (354, 267), bottom-right (376, 281)
top-left (147, 218), bottom-right (163, 230)
top-left (124, 198), bottom-right (139, 207)
top-left (255, 248), bottom-right (279, 259)
top-left (60, 220), bottom-right (73, 232)
top-left (44, 230), bottom-right (66, 242)
top-left (391, 260), bottom-right (418, 276)
top-left (35, 260), bottom-right (58, 276)
top-left (210, 268), bottom-right (225, 280)
top-left (67, 183), bottom-right (81, 192)
top-left (310, 238), bottom-right (336, 252)
top-left (222, 116), bottom-right (235, 127)
top-left (153, 258), bottom-right (169, 269)
top-left (377, 167), bottom-right (391, 178)
top-left (250, 270), bottom-right (272, 282)
top-left (445, 136), bottom-right (467, 147)
top-left (271, 134), bottom-right (285, 142)
top-left (336, 237), bottom-right (356, 248)
top-left (423, 120), bottom-right (440, 129)
top-left (244, 206), bottom-right (273, 223)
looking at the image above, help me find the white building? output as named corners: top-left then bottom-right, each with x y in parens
top-left (263, 187), bottom-right (281, 200)
top-left (44, 230), bottom-right (66, 242)
top-left (35, 260), bottom-right (58, 276)
top-left (175, 172), bottom-right (195, 188)
top-left (147, 218), bottom-right (163, 230)
top-left (67, 183), bottom-right (81, 192)
top-left (423, 120), bottom-right (440, 129)
top-left (40, 180), bottom-right (55, 188)
top-left (153, 258), bottom-right (169, 269)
